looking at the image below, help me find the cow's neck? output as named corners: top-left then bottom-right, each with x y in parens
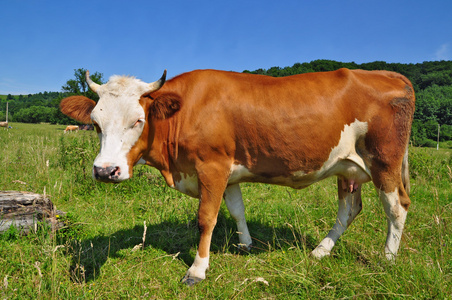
top-left (142, 120), bottom-right (168, 169)
top-left (142, 118), bottom-right (177, 186)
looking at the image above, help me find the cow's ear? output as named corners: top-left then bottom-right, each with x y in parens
top-left (60, 96), bottom-right (96, 124)
top-left (149, 93), bottom-right (181, 120)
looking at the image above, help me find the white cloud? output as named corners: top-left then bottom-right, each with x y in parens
top-left (435, 43), bottom-right (450, 61)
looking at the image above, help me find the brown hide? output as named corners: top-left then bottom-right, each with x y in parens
top-left (140, 69), bottom-right (414, 185)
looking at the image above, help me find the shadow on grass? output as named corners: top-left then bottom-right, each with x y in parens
top-left (69, 209), bottom-right (318, 283)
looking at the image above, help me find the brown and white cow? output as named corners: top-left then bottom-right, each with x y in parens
top-left (64, 125), bottom-right (79, 133)
top-left (0, 121), bottom-right (8, 128)
top-left (60, 68), bottom-right (415, 286)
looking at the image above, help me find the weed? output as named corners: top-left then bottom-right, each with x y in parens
top-left (0, 224), bottom-right (20, 241)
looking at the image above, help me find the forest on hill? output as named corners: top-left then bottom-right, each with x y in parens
top-left (1, 60), bottom-right (451, 147)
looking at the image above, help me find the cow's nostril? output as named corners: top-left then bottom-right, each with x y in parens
top-left (110, 166), bottom-right (121, 178)
top-left (93, 166), bottom-right (121, 181)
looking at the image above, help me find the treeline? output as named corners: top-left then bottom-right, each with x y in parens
top-left (0, 92), bottom-right (71, 124)
top-left (244, 60), bottom-right (452, 91)
top-left (1, 60), bottom-right (451, 147)
top-left (0, 68), bottom-right (102, 125)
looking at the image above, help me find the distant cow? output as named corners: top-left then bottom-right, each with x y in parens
top-left (64, 125), bottom-right (79, 133)
top-left (60, 68), bottom-right (415, 286)
top-left (0, 122), bottom-right (8, 128)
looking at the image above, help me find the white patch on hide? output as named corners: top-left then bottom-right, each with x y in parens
top-left (320, 119), bottom-right (371, 179)
top-left (228, 164), bottom-right (254, 184)
top-left (174, 173), bottom-right (199, 197)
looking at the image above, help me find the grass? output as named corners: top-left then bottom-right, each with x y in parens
top-left (0, 123), bottom-right (451, 299)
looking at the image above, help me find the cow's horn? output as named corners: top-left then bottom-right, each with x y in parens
top-left (147, 69), bottom-right (167, 92)
top-left (86, 70), bottom-right (101, 93)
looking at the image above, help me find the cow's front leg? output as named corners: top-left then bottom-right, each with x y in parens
top-left (224, 184), bottom-right (252, 250)
top-left (181, 164), bottom-right (228, 286)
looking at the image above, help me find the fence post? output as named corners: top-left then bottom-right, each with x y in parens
top-left (437, 123), bottom-right (440, 150)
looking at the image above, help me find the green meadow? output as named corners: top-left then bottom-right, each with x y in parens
top-left (0, 123), bottom-right (451, 299)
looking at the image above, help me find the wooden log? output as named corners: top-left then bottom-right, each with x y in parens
top-left (0, 191), bottom-right (66, 234)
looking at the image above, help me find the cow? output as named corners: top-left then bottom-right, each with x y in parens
top-left (0, 122), bottom-right (8, 128)
top-left (64, 125), bottom-right (79, 133)
top-left (60, 68), bottom-right (415, 286)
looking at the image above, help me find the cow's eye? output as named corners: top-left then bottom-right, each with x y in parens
top-left (133, 119), bottom-right (145, 128)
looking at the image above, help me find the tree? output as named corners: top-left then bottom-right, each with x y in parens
top-left (62, 79), bottom-right (80, 94)
top-left (415, 85), bottom-right (452, 126)
top-left (14, 106), bottom-right (57, 123)
top-left (440, 124), bottom-right (452, 142)
top-left (62, 68), bottom-right (103, 101)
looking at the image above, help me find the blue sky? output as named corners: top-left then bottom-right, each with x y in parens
top-left (1, 0), bottom-right (451, 95)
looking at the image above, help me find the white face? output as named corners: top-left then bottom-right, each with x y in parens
top-left (90, 76), bottom-right (150, 182)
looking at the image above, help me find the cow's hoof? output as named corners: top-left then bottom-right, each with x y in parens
top-left (385, 252), bottom-right (397, 261)
top-left (311, 246), bottom-right (331, 259)
top-left (181, 274), bottom-right (203, 286)
top-left (238, 243), bottom-right (253, 252)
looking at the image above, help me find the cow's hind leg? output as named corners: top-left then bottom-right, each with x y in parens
top-left (377, 184), bottom-right (410, 260)
top-left (312, 177), bottom-right (363, 259)
top-left (374, 148), bottom-right (411, 260)
top-left (224, 184), bottom-right (252, 250)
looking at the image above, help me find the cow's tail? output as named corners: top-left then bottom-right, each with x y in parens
top-left (386, 70), bottom-right (413, 196)
top-left (401, 145), bottom-right (410, 196)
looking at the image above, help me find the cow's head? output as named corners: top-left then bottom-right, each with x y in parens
top-left (60, 70), bottom-right (180, 183)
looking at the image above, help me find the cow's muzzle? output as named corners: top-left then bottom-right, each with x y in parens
top-left (93, 166), bottom-right (121, 182)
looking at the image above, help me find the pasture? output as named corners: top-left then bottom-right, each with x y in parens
top-left (0, 123), bottom-right (450, 299)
